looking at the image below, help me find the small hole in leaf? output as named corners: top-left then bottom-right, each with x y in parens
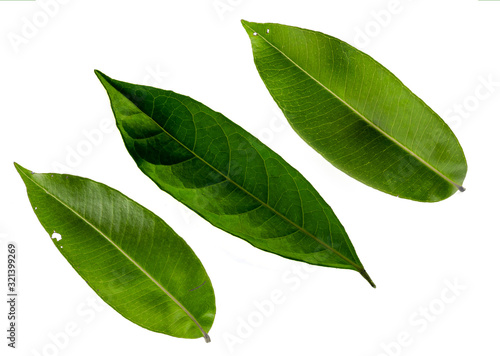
top-left (34, 207), bottom-right (38, 210)
top-left (52, 232), bottom-right (62, 241)
top-left (253, 32), bottom-right (258, 36)
top-left (266, 29), bottom-right (270, 34)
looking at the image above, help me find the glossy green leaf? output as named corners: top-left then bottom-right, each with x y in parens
top-left (241, 20), bottom-right (467, 202)
top-left (95, 70), bottom-right (375, 287)
top-left (15, 163), bottom-right (215, 342)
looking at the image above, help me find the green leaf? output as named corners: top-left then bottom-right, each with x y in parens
top-left (95, 70), bottom-right (375, 288)
top-left (14, 163), bottom-right (215, 342)
top-left (241, 20), bottom-right (467, 202)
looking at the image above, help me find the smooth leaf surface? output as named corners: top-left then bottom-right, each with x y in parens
top-left (241, 20), bottom-right (467, 202)
top-left (95, 70), bottom-right (375, 287)
top-left (15, 163), bottom-right (215, 342)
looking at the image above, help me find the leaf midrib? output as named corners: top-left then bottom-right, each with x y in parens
top-left (19, 168), bottom-right (210, 342)
top-left (243, 22), bottom-right (465, 192)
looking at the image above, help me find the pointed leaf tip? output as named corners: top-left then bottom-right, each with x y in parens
top-left (94, 69), bottom-right (110, 84)
top-left (361, 270), bottom-right (376, 288)
top-left (13, 162), bottom-right (29, 176)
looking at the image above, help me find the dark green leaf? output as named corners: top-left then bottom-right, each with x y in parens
top-left (241, 20), bottom-right (467, 202)
top-left (95, 70), bottom-right (375, 287)
top-left (15, 163), bottom-right (215, 342)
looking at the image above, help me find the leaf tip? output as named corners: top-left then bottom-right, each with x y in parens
top-left (94, 70), bottom-right (118, 97)
top-left (94, 69), bottom-right (109, 83)
top-left (360, 269), bottom-right (376, 288)
top-left (94, 70), bottom-right (118, 90)
top-left (241, 19), bottom-right (258, 37)
top-left (13, 162), bottom-right (28, 175)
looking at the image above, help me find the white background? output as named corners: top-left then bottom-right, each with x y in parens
top-left (1, 0), bottom-right (499, 355)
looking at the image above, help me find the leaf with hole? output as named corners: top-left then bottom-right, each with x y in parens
top-left (241, 20), bottom-right (467, 202)
top-left (95, 70), bottom-right (375, 287)
top-left (15, 163), bottom-right (215, 342)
